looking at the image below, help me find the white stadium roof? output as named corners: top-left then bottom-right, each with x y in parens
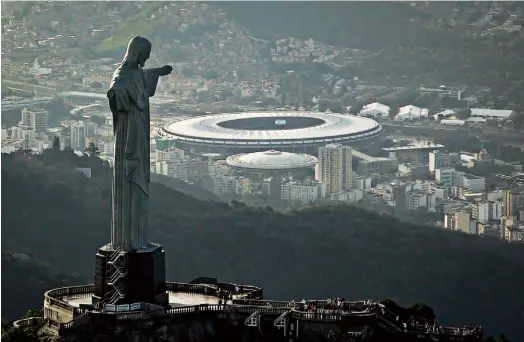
top-left (226, 150), bottom-right (318, 170)
top-left (160, 112), bottom-right (382, 147)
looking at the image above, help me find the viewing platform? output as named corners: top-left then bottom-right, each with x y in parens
top-left (14, 279), bottom-right (483, 342)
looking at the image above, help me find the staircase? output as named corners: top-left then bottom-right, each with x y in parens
top-left (103, 247), bottom-right (128, 307)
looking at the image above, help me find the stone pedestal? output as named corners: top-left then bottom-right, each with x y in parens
top-left (92, 243), bottom-right (168, 307)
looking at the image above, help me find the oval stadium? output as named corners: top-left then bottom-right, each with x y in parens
top-left (160, 112), bottom-right (383, 154)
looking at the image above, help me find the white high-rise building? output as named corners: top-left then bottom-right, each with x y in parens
top-left (472, 201), bottom-right (502, 224)
top-left (85, 122), bottom-right (98, 136)
top-left (70, 121), bottom-right (86, 151)
top-left (316, 144), bottom-right (352, 197)
top-left (429, 150), bottom-right (451, 173)
top-left (21, 107), bottom-right (48, 133)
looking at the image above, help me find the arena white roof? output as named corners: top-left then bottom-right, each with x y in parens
top-left (226, 150), bottom-right (318, 170)
top-left (359, 102), bottom-right (390, 117)
top-left (161, 112), bottom-right (382, 147)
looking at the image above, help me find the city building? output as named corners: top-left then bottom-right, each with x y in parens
top-left (155, 160), bottom-right (189, 180)
top-left (503, 187), bottom-right (524, 220)
top-left (352, 149), bottom-right (398, 175)
top-left (419, 86), bottom-right (463, 100)
top-left (435, 167), bottom-right (456, 189)
top-left (9, 124), bottom-right (36, 149)
top-left (504, 224), bottom-right (524, 243)
top-left (1, 127), bottom-right (8, 142)
top-left (354, 176), bottom-right (372, 190)
top-left (470, 108), bottom-right (516, 121)
top-left (330, 189), bottom-right (364, 202)
top-left (70, 121), bottom-right (86, 151)
top-left (98, 140), bottom-right (115, 156)
top-left (261, 177), bottom-right (282, 201)
top-left (316, 144), bottom-right (353, 197)
top-left (188, 159), bottom-right (210, 178)
top-left (212, 175), bottom-right (250, 195)
top-left (156, 148), bottom-right (185, 162)
top-left (281, 178), bottom-right (325, 203)
top-left (85, 122), bottom-right (98, 136)
top-left (435, 167), bottom-right (485, 193)
top-left (428, 150), bottom-right (460, 173)
top-left (472, 201), bottom-right (503, 224)
top-left (405, 190), bottom-right (435, 211)
top-left (383, 142), bottom-right (445, 163)
top-left (21, 107), bottom-right (48, 133)
top-left (459, 173), bottom-right (486, 193)
top-left (444, 211), bottom-right (477, 235)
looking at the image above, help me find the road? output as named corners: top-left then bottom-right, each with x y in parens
top-left (2, 79), bottom-right (57, 96)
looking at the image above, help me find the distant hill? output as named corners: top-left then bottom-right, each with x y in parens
top-left (2, 150), bottom-right (524, 340)
top-left (216, 2), bottom-right (443, 50)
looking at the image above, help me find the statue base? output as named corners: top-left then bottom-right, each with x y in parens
top-left (92, 243), bottom-right (168, 308)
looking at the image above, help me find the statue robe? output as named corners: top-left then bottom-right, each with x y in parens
top-left (107, 65), bottom-right (161, 251)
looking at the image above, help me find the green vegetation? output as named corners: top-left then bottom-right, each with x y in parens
top-left (98, 3), bottom-right (163, 52)
top-left (2, 150), bottom-right (523, 340)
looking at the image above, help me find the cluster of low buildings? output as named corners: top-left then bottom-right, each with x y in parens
top-left (357, 100), bottom-right (517, 124)
top-left (1, 101), bottom-right (112, 155)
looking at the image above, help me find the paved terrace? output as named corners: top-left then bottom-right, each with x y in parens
top-left (14, 281), bottom-right (483, 341)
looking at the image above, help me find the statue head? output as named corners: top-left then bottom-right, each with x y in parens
top-left (122, 36), bottom-right (152, 68)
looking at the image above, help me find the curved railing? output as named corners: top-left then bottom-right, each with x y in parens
top-left (44, 285), bottom-right (94, 315)
top-left (12, 317), bottom-right (44, 328)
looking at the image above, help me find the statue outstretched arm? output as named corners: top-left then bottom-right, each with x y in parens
top-left (143, 65), bottom-right (172, 97)
top-left (143, 69), bottom-right (161, 97)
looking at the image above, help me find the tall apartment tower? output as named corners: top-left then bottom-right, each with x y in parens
top-left (70, 121), bottom-right (86, 151)
top-left (316, 143), bottom-right (352, 197)
top-left (21, 107), bottom-right (48, 133)
top-left (503, 187), bottom-right (524, 220)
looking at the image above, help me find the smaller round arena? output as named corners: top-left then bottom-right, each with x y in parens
top-left (226, 150), bottom-right (318, 171)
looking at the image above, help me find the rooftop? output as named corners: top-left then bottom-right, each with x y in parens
top-left (470, 108), bottom-right (515, 119)
top-left (161, 112), bottom-right (382, 144)
top-left (383, 143), bottom-right (445, 152)
top-left (226, 150), bottom-right (318, 170)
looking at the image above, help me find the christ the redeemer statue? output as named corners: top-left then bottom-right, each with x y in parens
top-left (107, 36), bottom-right (172, 251)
